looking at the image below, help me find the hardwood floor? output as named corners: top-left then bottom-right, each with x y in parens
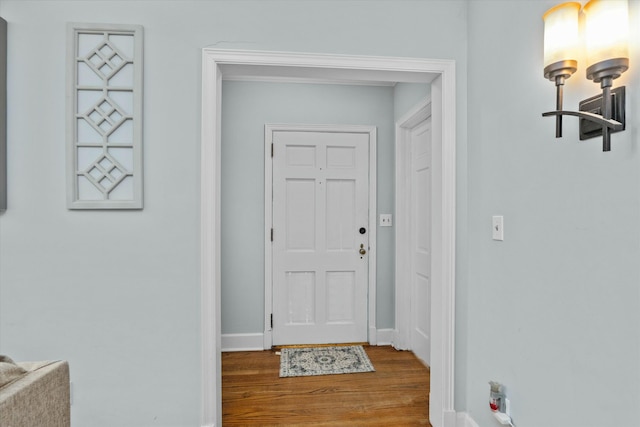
top-left (222, 346), bottom-right (431, 426)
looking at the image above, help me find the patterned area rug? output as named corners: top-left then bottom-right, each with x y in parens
top-left (279, 345), bottom-right (375, 377)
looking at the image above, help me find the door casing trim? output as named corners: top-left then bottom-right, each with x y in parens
top-left (264, 124), bottom-right (377, 348)
top-left (201, 49), bottom-right (456, 427)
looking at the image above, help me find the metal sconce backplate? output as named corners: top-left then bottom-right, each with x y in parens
top-left (579, 86), bottom-right (626, 140)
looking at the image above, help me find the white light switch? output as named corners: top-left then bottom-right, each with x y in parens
top-left (492, 216), bottom-right (504, 241)
top-left (380, 214), bottom-right (393, 227)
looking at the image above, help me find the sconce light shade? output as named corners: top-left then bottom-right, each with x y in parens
top-left (583, 0), bottom-right (629, 82)
top-left (543, 2), bottom-right (581, 80)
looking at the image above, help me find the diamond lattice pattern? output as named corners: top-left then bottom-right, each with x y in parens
top-left (78, 34), bottom-right (133, 196)
top-left (85, 97), bottom-right (127, 137)
top-left (85, 40), bottom-right (128, 81)
top-left (85, 154), bottom-right (128, 193)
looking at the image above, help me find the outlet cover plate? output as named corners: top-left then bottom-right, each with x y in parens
top-left (380, 214), bottom-right (392, 227)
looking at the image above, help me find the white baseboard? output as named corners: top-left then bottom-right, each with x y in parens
top-left (222, 329), bottom-right (396, 352)
top-left (368, 326), bottom-right (378, 345)
top-left (375, 328), bottom-right (394, 346)
top-left (456, 412), bottom-right (480, 427)
top-left (392, 328), bottom-right (411, 350)
top-left (221, 333), bottom-right (265, 352)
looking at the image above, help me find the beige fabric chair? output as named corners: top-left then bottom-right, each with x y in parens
top-left (0, 356), bottom-right (70, 427)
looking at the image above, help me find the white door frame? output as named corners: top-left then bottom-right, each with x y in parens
top-left (394, 98), bottom-right (432, 351)
top-left (264, 124), bottom-right (378, 349)
top-left (201, 49), bottom-right (456, 427)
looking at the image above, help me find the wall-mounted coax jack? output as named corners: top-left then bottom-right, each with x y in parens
top-left (489, 381), bottom-right (505, 412)
top-left (489, 381), bottom-right (514, 426)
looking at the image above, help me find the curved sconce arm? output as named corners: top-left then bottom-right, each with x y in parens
top-left (542, 82), bottom-right (626, 152)
top-left (542, 110), bottom-right (624, 131)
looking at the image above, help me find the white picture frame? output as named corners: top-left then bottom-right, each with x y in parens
top-left (67, 23), bottom-right (143, 209)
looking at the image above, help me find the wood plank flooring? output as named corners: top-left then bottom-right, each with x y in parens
top-left (222, 345), bottom-right (431, 426)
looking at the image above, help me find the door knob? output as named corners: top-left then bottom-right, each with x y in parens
top-left (359, 244), bottom-right (367, 255)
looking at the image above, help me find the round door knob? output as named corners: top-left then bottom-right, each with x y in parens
top-left (359, 248), bottom-right (367, 255)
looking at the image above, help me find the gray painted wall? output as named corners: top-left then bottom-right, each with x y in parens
top-left (221, 81), bottom-right (396, 333)
top-left (9, 1), bottom-right (635, 426)
top-left (466, 1), bottom-right (640, 426)
top-left (394, 82), bottom-right (431, 122)
top-left (0, 1), bottom-right (468, 426)
top-left (5, 0), bottom-right (637, 425)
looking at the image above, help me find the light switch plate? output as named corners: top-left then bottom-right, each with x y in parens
top-left (492, 216), bottom-right (504, 241)
top-left (380, 214), bottom-right (392, 227)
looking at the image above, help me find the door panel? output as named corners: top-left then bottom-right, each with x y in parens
top-left (326, 270), bottom-right (355, 322)
top-left (326, 179), bottom-right (356, 251)
top-left (286, 271), bottom-right (315, 324)
top-left (285, 179), bottom-right (316, 250)
top-left (411, 117), bottom-right (432, 366)
top-left (272, 130), bottom-right (369, 345)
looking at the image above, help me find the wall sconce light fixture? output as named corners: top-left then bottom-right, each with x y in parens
top-left (542, 0), bottom-right (630, 151)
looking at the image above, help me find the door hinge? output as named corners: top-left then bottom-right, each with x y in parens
top-left (271, 143), bottom-right (274, 158)
top-left (271, 228), bottom-right (273, 242)
top-left (270, 313), bottom-right (273, 329)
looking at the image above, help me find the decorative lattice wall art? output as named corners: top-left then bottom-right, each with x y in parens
top-left (67, 24), bottom-right (143, 209)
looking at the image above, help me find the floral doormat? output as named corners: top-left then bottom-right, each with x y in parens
top-left (279, 345), bottom-right (375, 377)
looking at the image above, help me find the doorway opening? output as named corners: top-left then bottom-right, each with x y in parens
top-left (201, 49), bottom-right (457, 427)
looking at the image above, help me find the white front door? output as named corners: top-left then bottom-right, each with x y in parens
top-left (410, 117), bottom-right (432, 366)
top-left (271, 128), bottom-right (371, 346)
